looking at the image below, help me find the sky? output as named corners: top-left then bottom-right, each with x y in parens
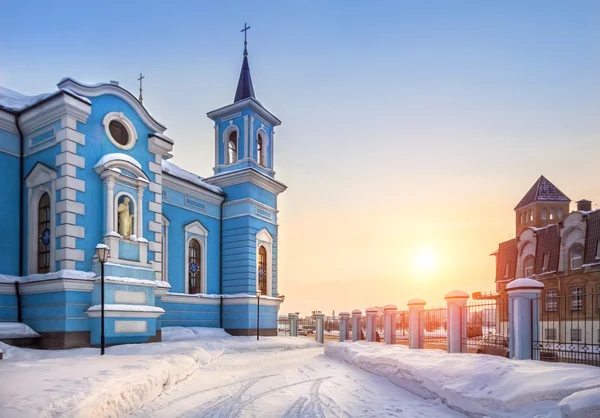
top-left (1, 1), bottom-right (599, 316)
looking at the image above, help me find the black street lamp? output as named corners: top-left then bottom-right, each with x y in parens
top-left (95, 243), bottom-right (110, 355)
top-left (256, 289), bottom-right (262, 340)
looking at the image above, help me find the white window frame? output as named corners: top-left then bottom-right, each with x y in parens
top-left (524, 256), bottom-right (534, 277)
top-left (545, 290), bottom-right (558, 312)
top-left (103, 112), bottom-right (138, 150)
top-left (184, 221), bottom-right (208, 294)
top-left (571, 286), bottom-right (583, 311)
top-left (25, 164), bottom-right (57, 275)
top-left (596, 240), bottom-right (600, 261)
top-left (571, 246), bottom-right (583, 270)
top-left (256, 128), bottom-right (269, 167)
top-left (504, 262), bottom-right (510, 278)
top-left (222, 124), bottom-right (240, 165)
top-left (161, 215), bottom-right (170, 282)
top-left (256, 228), bottom-right (273, 297)
top-left (542, 252), bottom-right (550, 272)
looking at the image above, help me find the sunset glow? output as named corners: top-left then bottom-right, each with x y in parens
top-left (414, 248), bottom-right (438, 273)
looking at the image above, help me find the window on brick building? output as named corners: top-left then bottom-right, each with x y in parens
top-left (542, 252), bottom-right (550, 272)
top-left (542, 208), bottom-right (547, 220)
top-left (571, 246), bottom-right (583, 270)
top-left (545, 290), bottom-right (558, 312)
top-left (550, 208), bottom-right (555, 220)
top-left (558, 207), bottom-right (563, 220)
top-left (596, 240), bottom-right (600, 261)
top-left (571, 287), bottom-right (583, 311)
top-left (524, 256), bottom-right (534, 277)
top-left (571, 328), bottom-right (582, 341)
top-left (545, 328), bottom-right (556, 340)
top-left (504, 262), bottom-right (510, 278)
top-left (529, 210), bottom-right (534, 222)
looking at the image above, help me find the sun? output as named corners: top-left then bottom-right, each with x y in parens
top-left (415, 249), bottom-right (438, 273)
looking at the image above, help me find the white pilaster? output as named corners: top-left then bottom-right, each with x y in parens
top-left (106, 178), bottom-right (115, 235)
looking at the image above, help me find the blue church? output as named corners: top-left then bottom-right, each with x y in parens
top-left (0, 39), bottom-right (287, 348)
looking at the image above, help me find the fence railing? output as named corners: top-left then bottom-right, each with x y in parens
top-left (533, 291), bottom-right (600, 367)
top-left (461, 298), bottom-right (509, 356)
top-left (419, 306), bottom-right (447, 351)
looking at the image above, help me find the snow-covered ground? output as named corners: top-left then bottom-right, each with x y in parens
top-left (0, 327), bottom-right (317, 417)
top-left (325, 342), bottom-right (600, 417)
top-left (131, 347), bottom-right (464, 418)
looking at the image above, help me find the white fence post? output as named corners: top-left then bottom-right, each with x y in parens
top-left (384, 304), bottom-right (398, 344)
top-left (339, 312), bottom-right (350, 342)
top-left (365, 307), bottom-right (378, 342)
top-left (445, 290), bottom-right (469, 353)
top-left (352, 309), bottom-right (362, 341)
top-left (315, 312), bottom-right (325, 343)
top-left (507, 278), bottom-right (543, 360)
top-left (408, 299), bottom-right (426, 349)
top-left (288, 313), bottom-right (298, 337)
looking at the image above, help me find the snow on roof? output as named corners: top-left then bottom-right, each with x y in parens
top-left (515, 175), bottom-right (570, 210)
top-left (0, 322), bottom-right (40, 339)
top-left (445, 290), bottom-right (469, 299)
top-left (102, 276), bottom-right (157, 287)
top-left (95, 153), bottom-right (142, 170)
top-left (0, 86), bottom-right (90, 114)
top-left (162, 160), bottom-right (222, 194)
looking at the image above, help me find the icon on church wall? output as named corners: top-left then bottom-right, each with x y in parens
top-left (117, 195), bottom-right (135, 239)
top-left (40, 228), bottom-right (51, 246)
top-left (189, 262), bottom-right (199, 274)
top-left (258, 267), bottom-right (265, 277)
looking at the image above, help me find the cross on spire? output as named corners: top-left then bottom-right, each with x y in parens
top-left (137, 72), bottom-right (145, 103)
top-left (241, 23), bottom-right (251, 56)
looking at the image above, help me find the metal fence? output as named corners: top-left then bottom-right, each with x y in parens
top-left (419, 306), bottom-right (447, 350)
top-left (533, 290), bottom-right (600, 366)
top-left (461, 297), bottom-right (509, 355)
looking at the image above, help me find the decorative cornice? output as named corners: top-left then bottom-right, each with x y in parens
top-left (19, 92), bottom-right (91, 134)
top-left (163, 173), bottom-right (225, 206)
top-left (223, 197), bottom-right (278, 212)
top-left (222, 295), bottom-right (282, 307)
top-left (0, 109), bottom-right (17, 134)
top-left (162, 293), bottom-right (221, 305)
top-left (148, 134), bottom-right (174, 157)
top-left (205, 168), bottom-right (287, 195)
top-left (18, 278), bottom-right (95, 295)
top-left (57, 78), bottom-right (166, 133)
top-left (207, 98), bottom-right (281, 127)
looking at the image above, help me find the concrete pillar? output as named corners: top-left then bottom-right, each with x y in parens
top-left (351, 309), bottom-right (362, 341)
top-left (445, 290), bottom-right (469, 353)
top-left (315, 312), bottom-right (325, 343)
top-left (507, 278), bottom-right (543, 360)
top-left (365, 307), bottom-right (378, 342)
top-left (384, 304), bottom-right (397, 344)
top-left (408, 299), bottom-right (426, 349)
top-left (339, 312), bottom-right (350, 342)
top-left (288, 312), bottom-right (298, 337)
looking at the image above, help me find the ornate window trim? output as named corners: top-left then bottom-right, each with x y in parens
top-left (255, 228), bottom-right (273, 296)
top-left (256, 128), bottom-right (268, 167)
top-left (222, 124), bottom-right (239, 165)
top-left (570, 244), bottom-right (583, 271)
top-left (25, 163), bottom-right (57, 275)
top-left (184, 221), bottom-right (208, 294)
top-left (103, 112), bottom-right (138, 150)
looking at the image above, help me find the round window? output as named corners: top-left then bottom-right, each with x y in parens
top-left (109, 120), bottom-right (130, 146)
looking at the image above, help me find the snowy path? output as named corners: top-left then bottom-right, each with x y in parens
top-left (132, 347), bottom-right (464, 418)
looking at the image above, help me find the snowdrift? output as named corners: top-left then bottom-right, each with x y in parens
top-left (325, 341), bottom-right (600, 417)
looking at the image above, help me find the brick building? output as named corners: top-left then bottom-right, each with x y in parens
top-left (492, 176), bottom-right (600, 342)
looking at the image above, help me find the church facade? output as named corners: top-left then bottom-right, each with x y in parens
top-left (0, 44), bottom-right (286, 348)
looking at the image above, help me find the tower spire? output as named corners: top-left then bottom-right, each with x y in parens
top-left (234, 23), bottom-right (256, 103)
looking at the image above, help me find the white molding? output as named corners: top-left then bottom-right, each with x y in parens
top-left (256, 228), bottom-right (274, 297)
top-left (162, 293), bottom-right (221, 305)
top-left (256, 127), bottom-right (268, 167)
top-left (162, 201), bottom-right (221, 220)
top-left (0, 110), bottom-right (17, 134)
top-left (207, 97), bottom-right (281, 127)
top-left (0, 283), bottom-right (16, 295)
top-left (184, 221), bottom-right (208, 294)
top-left (56, 224), bottom-right (85, 238)
top-left (19, 93), bottom-right (91, 135)
top-left (19, 279), bottom-right (95, 295)
top-left (56, 151), bottom-right (85, 168)
top-left (205, 168), bottom-right (287, 195)
top-left (148, 135), bottom-right (174, 157)
top-left (161, 215), bottom-right (169, 283)
top-left (222, 296), bottom-right (282, 307)
top-left (85, 309), bottom-right (163, 319)
top-left (27, 177), bottom-right (57, 275)
top-left (114, 320), bottom-right (148, 333)
top-left (58, 78), bottom-right (166, 133)
top-left (162, 174), bottom-right (224, 205)
top-left (223, 198), bottom-right (277, 212)
top-left (114, 290), bottom-right (147, 304)
top-left (103, 112), bottom-right (138, 150)
top-left (56, 248), bottom-right (84, 262)
top-left (222, 124), bottom-right (240, 165)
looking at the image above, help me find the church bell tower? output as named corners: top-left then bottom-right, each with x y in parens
top-left (205, 25), bottom-right (287, 336)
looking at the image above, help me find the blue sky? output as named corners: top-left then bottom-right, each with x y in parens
top-left (2, 1), bottom-right (599, 313)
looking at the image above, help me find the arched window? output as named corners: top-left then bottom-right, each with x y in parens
top-left (524, 256), bottom-right (534, 277)
top-left (188, 239), bottom-right (202, 294)
top-left (570, 245), bottom-right (583, 270)
top-left (257, 133), bottom-right (265, 166)
top-left (38, 193), bottom-right (51, 274)
top-left (258, 245), bottom-right (267, 295)
top-left (228, 131), bottom-right (238, 164)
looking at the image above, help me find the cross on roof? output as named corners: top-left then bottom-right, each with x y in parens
top-left (137, 72), bottom-right (145, 103)
top-left (241, 23), bottom-right (251, 56)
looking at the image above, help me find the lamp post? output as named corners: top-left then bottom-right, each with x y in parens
top-left (256, 289), bottom-right (262, 341)
top-left (95, 243), bottom-right (110, 355)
